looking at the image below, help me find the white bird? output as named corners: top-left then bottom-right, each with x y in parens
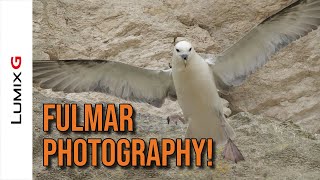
top-left (33, 0), bottom-right (320, 162)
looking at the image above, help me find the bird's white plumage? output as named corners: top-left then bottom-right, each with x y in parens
top-left (172, 41), bottom-right (234, 145)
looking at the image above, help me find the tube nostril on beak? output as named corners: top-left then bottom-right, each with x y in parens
top-left (181, 54), bottom-right (188, 60)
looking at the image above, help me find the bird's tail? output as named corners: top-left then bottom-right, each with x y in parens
top-left (185, 112), bottom-right (244, 163)
top-left (185, 114), bottom-right (235, 147)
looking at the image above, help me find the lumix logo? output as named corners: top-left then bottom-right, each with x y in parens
top-left (11, 56), bottom-right (22, 124)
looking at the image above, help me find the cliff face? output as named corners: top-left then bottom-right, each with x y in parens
top-left (33, 0), bottom-right (320, 179)
top-left (33, 0), bottom-right (320, 134)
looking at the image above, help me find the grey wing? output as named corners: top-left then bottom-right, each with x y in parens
top-left (211, 0), bottom-right (320, 90)
top-left (33, 60), bottom-right (176, 107)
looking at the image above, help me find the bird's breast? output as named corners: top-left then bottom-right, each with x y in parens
top-left (172, 60), bottom-right (221, 117)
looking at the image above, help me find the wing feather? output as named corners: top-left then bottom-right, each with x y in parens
top-left (212, 0), bottom-right (320, 89)
top-left (33, 60), bottom-right (176, 107)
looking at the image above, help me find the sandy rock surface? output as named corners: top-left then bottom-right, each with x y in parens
top-left (33, 0), bottom-right (320, 179)
top-left (33, 91), bottom-right (320, 179)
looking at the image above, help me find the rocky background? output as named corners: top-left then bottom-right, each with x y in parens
top-left (33, 0), bottom-right (320, 179)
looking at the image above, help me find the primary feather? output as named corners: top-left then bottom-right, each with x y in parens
top-left (33, 60), bottom-right (176, 107)
top-left (212, 0), bottom-right (320, 89)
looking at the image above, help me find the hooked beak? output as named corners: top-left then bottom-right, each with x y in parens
top-left (180, 54), bottom-right (188, 67)
top-left (184, 60), bottom-right (187, 67)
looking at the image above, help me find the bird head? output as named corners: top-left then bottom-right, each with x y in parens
top-left (173, 41), bottom-right (195, 67)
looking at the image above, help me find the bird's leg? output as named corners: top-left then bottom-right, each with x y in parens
top-left (222, 138), bottom-right (245, 163)
top-left (167, 114), bottom-right (187, 125)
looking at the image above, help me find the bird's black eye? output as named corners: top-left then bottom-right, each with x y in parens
top-left (176, 49), bottom-right (180, 52)
top-left (189, 48), bottom-right (192, 52)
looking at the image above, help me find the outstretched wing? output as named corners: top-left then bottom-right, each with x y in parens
top-left (33, 60), bottom-right (176, 107)
top-left (211, 0), bottom-right (320, 89)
